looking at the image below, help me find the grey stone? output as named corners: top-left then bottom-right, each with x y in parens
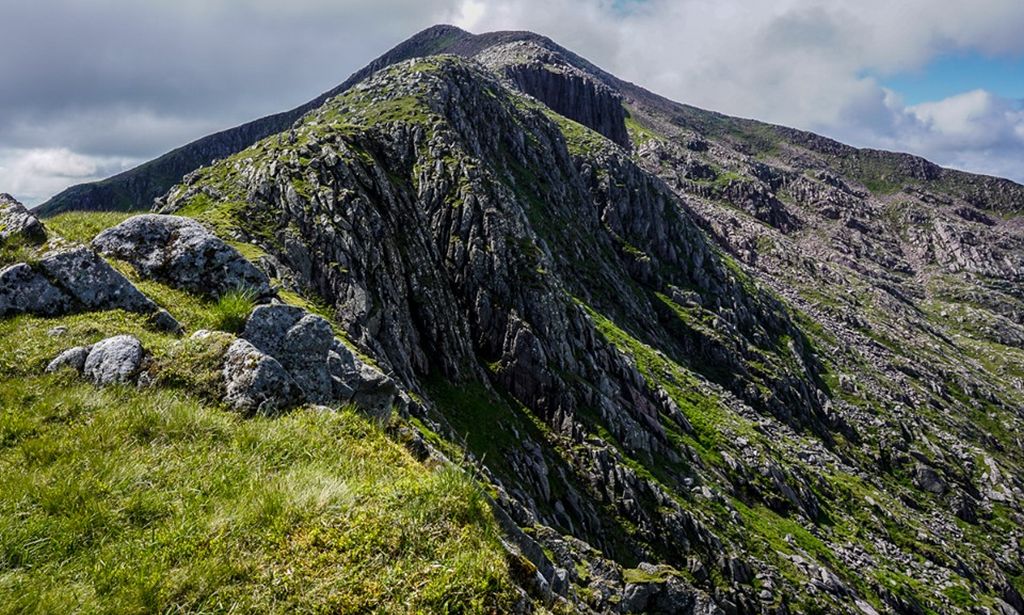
top-left (0, 263), bottom-right (71, 317)
top-left (223, 338), bottom-right (303, 415)
top-left (913, 465), bottom-right (947, 495)
top-left (240, 304), bottom-right (400, 416)
top-left (0, 245), bottom-right (179, 330)
top-left (37, 247), bottom-right (158, 314)
top-left (82, 335), bottom-right (145, 385)
top-left (45, 345), bottom-right (92, 374)
top-left (0, 193), bottom-right (46, 243)
top-left (93, 214), bottom-right (272, 299)
top-left (150, 308), bottom-right (184, 334)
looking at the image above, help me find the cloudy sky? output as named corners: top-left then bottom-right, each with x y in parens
top-left (3, 0), bottom-right (1023, 206)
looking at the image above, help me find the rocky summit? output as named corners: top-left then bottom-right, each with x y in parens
top-left (3, 25), bottom-right (1024, 614)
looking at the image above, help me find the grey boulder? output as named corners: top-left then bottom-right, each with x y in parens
top-left (0, 263), bottom-right (71, 317)
top-left (0, 193), bottom-right (46, 243)
top-left (327, 340), bottom-right (401, 419)
top-left (0, 246), bottom-right (183, 332)
top-left (82, 335), bottom-right (145, 385)
top-left (223, 338), bottom-right (303, 415)
top-left (93, 214), bottom-right (272, 299)
top-left (241, 304), bottom-right (335, 402)
top-left (38, 247), bottom-right (159, 314)
top-left (240, 304), bottom-right (401, 417)
top-left (45, 345), bottom-right (92, 374)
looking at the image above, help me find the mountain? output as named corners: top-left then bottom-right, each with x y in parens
top-left (40, 24), bottom-right (1024, 218)
top-left (4, 24), bottom-right (1024, 614)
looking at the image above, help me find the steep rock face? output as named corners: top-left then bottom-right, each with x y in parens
top-left (157, 48), bottom-right (1024, 613)
top-left (476, 41), bottom-right (631, 147)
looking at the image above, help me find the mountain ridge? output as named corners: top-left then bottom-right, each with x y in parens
top-left (35, 24), bottom-right (1024, 217)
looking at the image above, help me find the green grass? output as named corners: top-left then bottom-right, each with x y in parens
top-left (577, 299), bottom-right (746, 463)
top-left (546, 110), bottom-right (613, 157)
top-left (0, 312), bottom-right (520, 613)
top-left (623, 111), bottom-right (661, 145)
top-left (0, 234), bottom-right (42, 268)
top-left (210, 288), bottom-right (257, 334)
top-left (46, 211), bottom-right (136, 244)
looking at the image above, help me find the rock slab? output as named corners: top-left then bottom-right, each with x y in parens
top-left (93, 214), bottom-right (272, 299)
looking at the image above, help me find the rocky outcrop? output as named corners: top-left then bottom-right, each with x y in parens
top-left (0, 193), bottom-right (46, 243)
top-left (0, 263), bottom-right (71, 317)
top-left (93, 214), bottom-right (273, 299)
top-left (477, 41), bottom-right (631, 148)
top-left (37, 247), bottom-right (157, 314)
top-left (0, 246), bottom-right (180, 331)
top-left (239, 304), bottom-right (402, 418)
top-left (223, 338), bottom-right (304, 416)
top-left (47, 335), bottom-right (146, 385)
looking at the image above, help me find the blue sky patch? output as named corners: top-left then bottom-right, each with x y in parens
top-left (882, 52), bottom-right (1024, 104)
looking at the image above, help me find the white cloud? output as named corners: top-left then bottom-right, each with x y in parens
top-left (0, 148), bottom-right (140, 207)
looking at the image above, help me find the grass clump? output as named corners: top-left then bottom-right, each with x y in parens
top-left (210, 288), bottom-right (257, 334)
top-left (0, 234), bottom-right (42, 267)
top-left (149, 331), bottom-right (235, 401)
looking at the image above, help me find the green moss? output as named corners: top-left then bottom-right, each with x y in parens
top-left (622, 565), bottom-right (681, 584)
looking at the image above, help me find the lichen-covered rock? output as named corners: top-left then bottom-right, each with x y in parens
top-left (37, 247), bottom-right (159, 314)
top-left (242, 304), bottom-right (335, 401)
top-left (82, 335), bottom-right (145, 385)
top-left (0, 263), bottom-right (71, 317)
top-left (240, 304), bottom-right (400, 416)
top-left (222, 338), bottom-right (303, 415)
top-left (93, 214), bottom-right (272, 299)
top-left (0, 247), bottom-right (182, 332)
top-left (327, 340), bottom-right (401, 419)
top-left (45, 345), bottom-right (92, 374)
top-left (0, 193), bottom-right (46, 243)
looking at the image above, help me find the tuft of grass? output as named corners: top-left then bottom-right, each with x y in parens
top-left (210, 288), bottom-right (257, 334)
top-left (149, 331), bottom-right (235, 402)
top-left (0, 234), bottom-right (42, 268)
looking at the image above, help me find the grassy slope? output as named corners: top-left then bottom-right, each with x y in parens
top-left (0, 216), bottom-right (519, 613)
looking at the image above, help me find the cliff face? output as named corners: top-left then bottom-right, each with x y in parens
top-left (150, 44), bottom-right (1024, 614)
